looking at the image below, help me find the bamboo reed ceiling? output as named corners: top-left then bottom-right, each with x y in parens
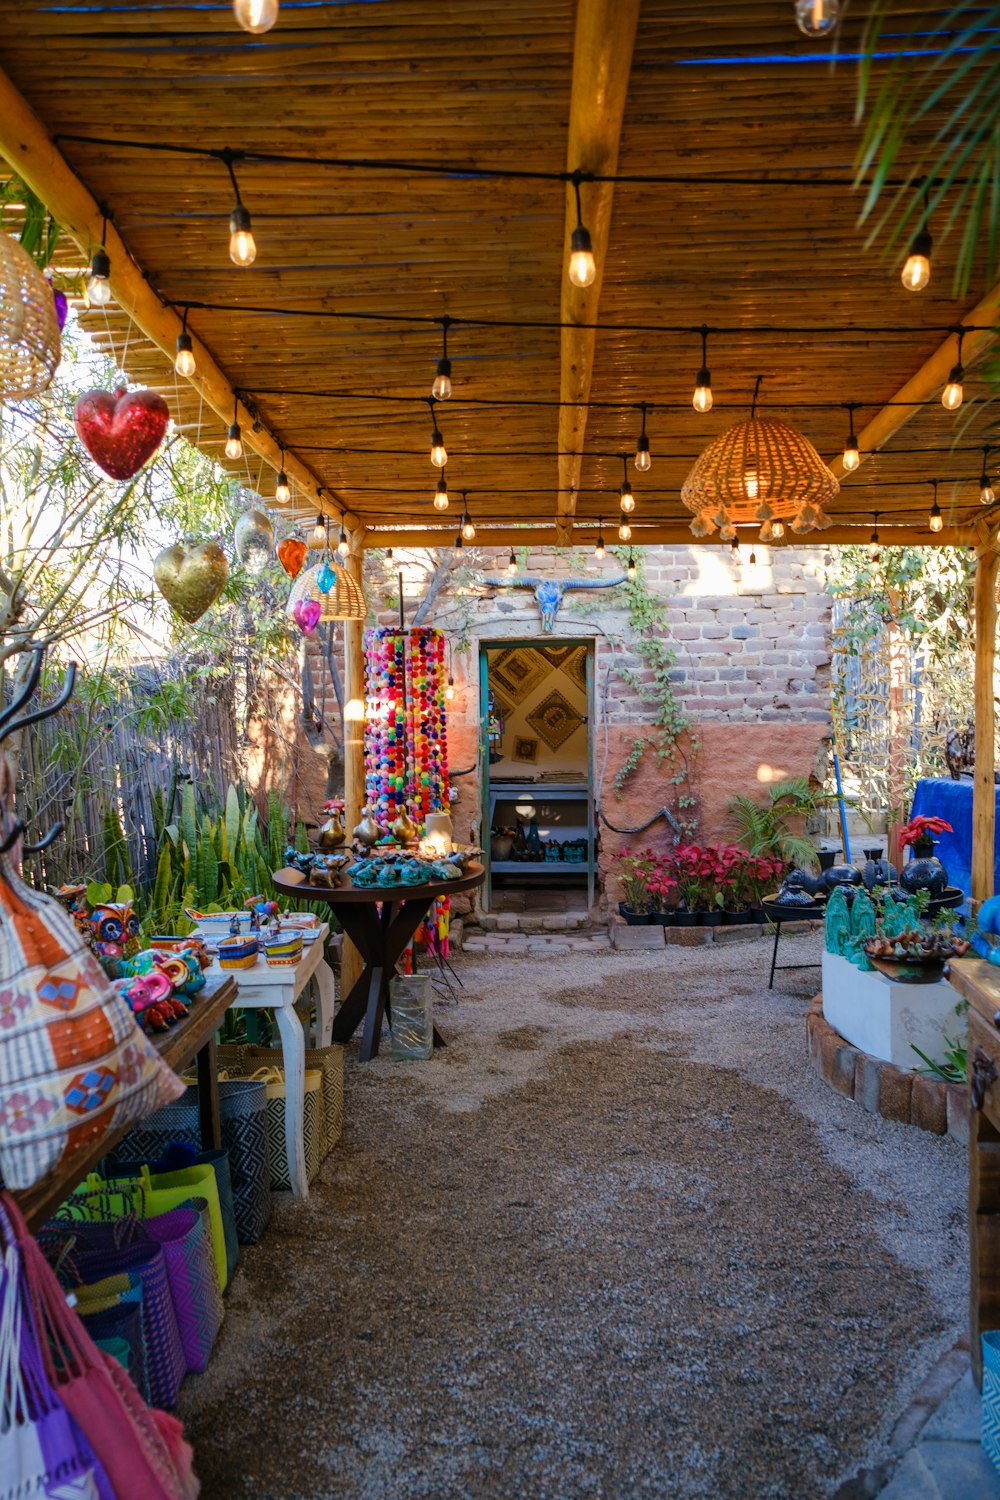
top-left (0, 0), bottom-right (997, 545)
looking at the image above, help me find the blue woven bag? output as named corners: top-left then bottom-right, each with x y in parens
top-left (983, 1331), bottom-right (1000, 1474)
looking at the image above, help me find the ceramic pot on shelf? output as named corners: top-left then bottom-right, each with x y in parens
top-left (899, 838), bottom-right (948, 898)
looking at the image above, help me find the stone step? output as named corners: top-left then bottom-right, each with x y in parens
top-left (474, 912), bottom-right (598, 935)
top-left (461, 932), bottom-right (612, 956)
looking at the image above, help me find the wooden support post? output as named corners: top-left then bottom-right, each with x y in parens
top-left (341, 535), bottom-right (367, 1001)
top-left (973, 545), bottom-right (1000, 909)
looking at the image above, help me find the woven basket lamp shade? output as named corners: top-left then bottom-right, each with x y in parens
top-left (0, 232), bottom-right (61, 403)
top-left (286, 557), bottom-right (365, 622)
top-left (681, 416), bottom-right (839, 536)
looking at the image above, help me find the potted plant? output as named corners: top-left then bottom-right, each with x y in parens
top-left (745, 853), bottom-right (785, 921)
top-left (718, 845), bottom-right (753, 923)
top-left (612, 848), bottom-right (655, 924)
top-left (727, 776), bottom-right (842, 874)
top-left (664, 845), bottom-right (701, 925)
top-left (649, 868), bottom-right (678, 926)
top-left (898, 815), bottom-right (952, 898)
top-left (694, 845), bottom-right (726, 925)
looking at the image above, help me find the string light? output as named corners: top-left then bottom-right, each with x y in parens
top-left (453, 531), bottom-right (463, 559)
top-left (87, 214), bottom-right (112, 306)
top-left (842, 403), bottom-right (860, 472)
top-left (941, 328), bottom-right (964, 410)
top-left (730, 537), bottom-right (740, 561)
top-left (233, 0), bottom-right (279, 33)
top-left (618, 519), bottom-right (632, 541)
top-left (224, 395), bottom-right (243, 459)
top-left (337, 517), bottom-right (350, 557)
top-left (901, 197), bottom-right (932, 291)
top-left (433, 473), bottom-right (450, 511)
top-left (224, 152), bottom-right (257, 267)
top-left (460, 493), bottom-right (476, 542)
top-left (384, 547), bottom-right (394, 569)
top-left (794, 0), bottom-right (840, 37)
top-left (428, 399), bottom-right (447, 467)
top-left (869, 513), bottom-right (881, 562)
top-left (626, 553), bottom-right (637, 582)
top-left (274, 448), bottom-right (291, 505)
top-left (568, 173), bottom-right (596, 289)
top-left (771, 518), bottom-right (786, 539)
top-left (507, 548), bottom-right (517, 575)
top-left (634, 402), bottom-right (651, 472)
top-left (445, 674), bottom-right (456, 701)
top-left (432, 318), bottom-right (452, 400)
top-left (693, 326), bottom-right (713, 413)
top-left (174, 307), bottom-right (196, 376)
top-left (594, 519), bottom-right (606, 561)
top-left (928, 479), bottom-right (943, 533)
top-left (310, 513), bottom-right (327, 549)
top-left (981, 448), bottom-right (995, 506)
top-left (619, 456), bottom-right (636, 513)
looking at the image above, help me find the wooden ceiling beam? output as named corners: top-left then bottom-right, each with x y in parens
top-left (0, 65), bottom-right (353, 528)
top-left (363, 525), bottom-right (969, 550)
top-left (555, 0), bottom-right (641, 547)
top-left (830, 278), bottom-right (1000, 481)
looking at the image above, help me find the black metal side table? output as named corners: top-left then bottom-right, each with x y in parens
top-left (760, 896), bottom-right (826, 990)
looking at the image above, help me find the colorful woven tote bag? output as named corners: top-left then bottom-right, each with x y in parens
top-left (143, 1199), bottom-right (222, 1374)
top-left (0, 840), bottom-right (183, 1190)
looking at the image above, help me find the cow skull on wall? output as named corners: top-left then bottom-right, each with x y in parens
top-left (482, 572), bottom-right (627, 632)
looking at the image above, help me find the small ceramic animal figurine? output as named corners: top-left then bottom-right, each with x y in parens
top-left (50, 883), bottom-right (92, 938)
top-left (318, 800), bottom-right (347, 849)
top-left (353, 804), bottom-right (383, 848)
top-left (390, 808), bottom-right (418, 845)
top-left (89, 899), bottom-right (141, 971)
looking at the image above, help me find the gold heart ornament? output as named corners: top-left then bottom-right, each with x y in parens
top-left (153, 541), bottom-right (230, 623)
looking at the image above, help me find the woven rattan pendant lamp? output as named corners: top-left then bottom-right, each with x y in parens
top-left (0, 231), bottom-right (61, 402)
top-left (286, 555), bottom-right (365, 622)
top-left (681, 376), bottom-right (838, 538)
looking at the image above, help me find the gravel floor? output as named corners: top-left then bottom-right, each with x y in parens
top-left (180, 934), bottom-right (967, 1500)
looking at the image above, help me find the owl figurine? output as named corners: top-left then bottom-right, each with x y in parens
top-left (89, 899), bottom-right (142, 973)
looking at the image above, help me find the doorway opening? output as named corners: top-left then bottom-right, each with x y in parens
top-left (480, 640), bottom-right (596, 913)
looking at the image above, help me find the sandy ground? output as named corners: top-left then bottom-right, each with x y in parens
top-left (180, 934), bottom-right (966, 1500)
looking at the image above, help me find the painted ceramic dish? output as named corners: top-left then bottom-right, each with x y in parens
top-left (217, 935), bottom-right (260, 970)
top-left (263, 935), bottom-right (303, 968)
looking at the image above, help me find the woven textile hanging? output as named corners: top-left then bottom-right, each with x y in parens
top-left (0, 231), bottom-right (61, 402)
top-left (681, 415), bottom-right (839, 535)
top-left (285, 556), bottom-right (365, 622)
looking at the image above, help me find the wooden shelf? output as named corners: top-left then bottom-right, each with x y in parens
top-left (491, 860), bottom-right (588, 873)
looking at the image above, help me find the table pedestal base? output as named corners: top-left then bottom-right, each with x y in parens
top-left (332, 896), bottom-right (445, 1061)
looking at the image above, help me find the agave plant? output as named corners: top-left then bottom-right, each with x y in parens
top-left (726, 777), bottom-right (836, 873)
top-left (854, 3), bottom-right (1000, 298)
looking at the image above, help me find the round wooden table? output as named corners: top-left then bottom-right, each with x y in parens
top-left (271, 862), bottom-right (485, 1061)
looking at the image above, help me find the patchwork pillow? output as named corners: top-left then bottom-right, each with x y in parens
top-left (0, 846), bottom-right (184, 1191)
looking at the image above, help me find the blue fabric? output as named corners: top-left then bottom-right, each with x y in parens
top-left (908, 777), bottom-right (1000, 898)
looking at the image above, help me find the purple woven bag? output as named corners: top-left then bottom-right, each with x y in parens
top-left (143, 1199), bottom-right (222, 1373)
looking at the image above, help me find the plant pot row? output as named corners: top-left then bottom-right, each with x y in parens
top-left (618, 903), bottom-right (767, 928)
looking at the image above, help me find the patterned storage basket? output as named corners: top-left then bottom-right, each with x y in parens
top-left (983, 1331), bottom-right (1000, 1474)
top-left (217, 1042), bottom-right (344, 1159)
top-left (252, 1067), bottom-right (322, 1191)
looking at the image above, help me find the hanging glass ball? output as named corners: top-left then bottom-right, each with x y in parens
top-left (794, 0), bottom-right (839, 37)
top-left (234, 507), bottom-right (274, 575)
top-left (317, 560), bottom-right (336, 594)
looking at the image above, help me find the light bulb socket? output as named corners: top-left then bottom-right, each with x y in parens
top-left (435, 356), bottom-right (452, 380)
top-left (695, 367), bottom-right (711, 389)
top-left (229, 202), bottom-right (252, 236)
top-left (947, 362), bottom-right (963, 386)
top-left (636, 433), bottom-right (650, 457)
top-left (176, 330), bottom-right (193, 357)
top-left (227, 420), bottom-right (241, 443)
top-left (570, 223), bottom-right (593, 257)
top-left (911, 227), bottom-right (933, 259)
top-left (90, 246), bottom-right (110, 281)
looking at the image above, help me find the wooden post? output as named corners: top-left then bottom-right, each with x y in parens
top-left (973, 544), bottom-right (1000, 909)
top-left (341, 535), bottom-right (367, 1000)
top-left (885, 594), bottom-right (908, 871)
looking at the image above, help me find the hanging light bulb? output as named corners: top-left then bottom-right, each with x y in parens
top-left (384, 547), bottom-right (395, 569)
top-left (274, 451), bottom-right (291, 505)
top-left (428, 400), bottom-right (448, 467)
top-left (693, 325), bottom-right (713, 413)
top-left (619, 456), bottom-right (636, 514)
top-left (310, 513), bottom-right (327, 549)
top-left (634, 402), bottom-right (652, 471)
top-left (594, 520), bottom-right (606, 562)
top-left (869, 515), bottom-right (881, 562)
top-left (771, 518), bottom-right (786, 540)
top-left (453, 532), bottom-right (463, 559)
top-left (445, 674), bottom-right (456, 701)
top-left (981, 448), bottom-right (995, 506)
top-left (568, 174), bottom-right (596, 288)
top-left (507, 548), bottom-right (517, 576)
top-left (233, 0), bottom-right (279, 33)
top-left (174, 308), bottom-right (196, 376)
top-left (618, 519), bottom-right (632, 542)
top-left (794, 0), bottom-right (840, 37)
top-left (730, 536), bottom-right (740, 561)
top-left (842, 403), bottom-right (860, 472)
top-left (461, 514), bottom-right (475, 542)
top-left (928, 480), bottom-right (943, 533)
top-left (432, 318), bottom-right (453, 400)
top-left (224, 395), bottom-right (243, 459)
top-left (626, 554), bottom-right (637, 582)
top-left (88, 217), bottom-right (113, 306)
top-left (337, 519), bottom-right (350, 557)
top-left (433, 474), bottom-right (450, 511)
top-left (901, 222), bottom-right (932, 292)
top-left (941, 328), bottom-right (965, 410)
top-left (224, 153), bottom-right (257, 266)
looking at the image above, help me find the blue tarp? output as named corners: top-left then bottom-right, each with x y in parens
top-left (908, 777), bottom-right (1000, 898)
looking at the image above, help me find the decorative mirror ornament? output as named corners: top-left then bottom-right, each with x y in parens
top-left (234, 507), bottom-right (274, 574)
top-left (153, 539), bottom-right (229, 623)
top-left (74, 386), bottom-right (170, 479)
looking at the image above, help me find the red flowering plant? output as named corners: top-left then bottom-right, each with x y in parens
top-left (898, 814), bottom-right (953, 849)
top-left (647, 872), bottom-right (678, 914)
top-left (745, 853), bottom-right (785, 906)
top-left (611, 847), bottom-right (659, 913)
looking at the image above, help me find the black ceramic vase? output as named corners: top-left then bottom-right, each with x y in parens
top-left (899, 838), bottom-right (948, 898)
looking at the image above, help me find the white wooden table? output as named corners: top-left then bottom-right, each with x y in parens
top-left (198, 924), bottom-right (338, 1198)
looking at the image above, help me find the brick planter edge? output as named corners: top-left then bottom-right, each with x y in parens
top-left (807, 993), bottom-right (968, 1143)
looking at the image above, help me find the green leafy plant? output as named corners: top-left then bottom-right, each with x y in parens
top-left (727, 777), bottom-right (837, 873)
top-left (910, 1036), bottom-right (967, 1084)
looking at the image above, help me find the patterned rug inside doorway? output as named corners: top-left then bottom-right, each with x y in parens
top-left (181, 934), bottom-right (964, 1500)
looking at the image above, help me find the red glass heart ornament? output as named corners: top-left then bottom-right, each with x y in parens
top-left (277, 536), bottom-right (307, 579)
top-left (74, 386), bottom-right (170, 480)
top-left (293, 599), bottom-right (321, 635)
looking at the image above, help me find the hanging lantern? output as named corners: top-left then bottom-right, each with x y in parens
top-left (234, 507), bottom-right (274, 574)
top-left (681, 415), bottom-right (838, 534)
top-left (286, 557), bottom-right (365, 622)
top-left (0, 231), bottom-right (61, 403)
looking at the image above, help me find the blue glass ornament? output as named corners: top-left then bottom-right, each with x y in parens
top-left (317, 561), bottom-right (336, 594)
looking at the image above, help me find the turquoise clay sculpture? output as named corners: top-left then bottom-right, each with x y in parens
top-left (825, 885), bottom-right (923, 971)
top-left (824, 887), bottom-right (851, 957)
